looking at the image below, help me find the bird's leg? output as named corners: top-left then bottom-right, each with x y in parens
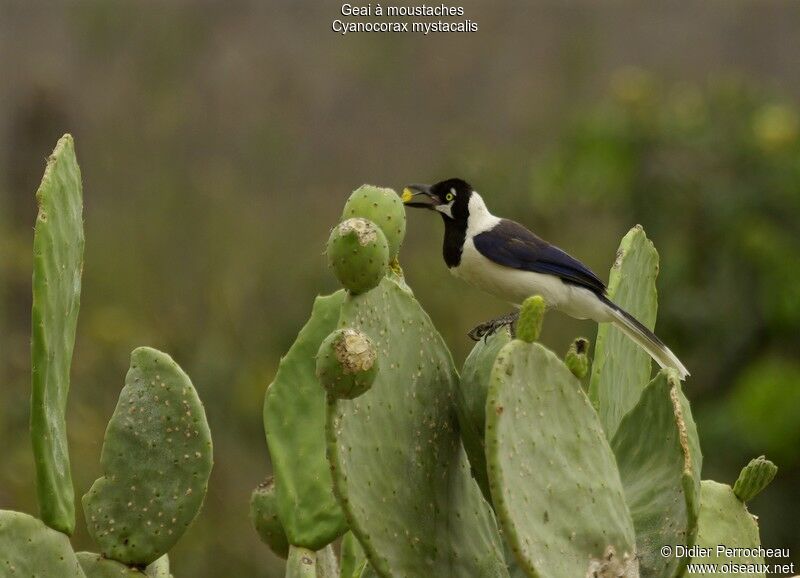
top-left (468, 311), bottom-right (521, 342)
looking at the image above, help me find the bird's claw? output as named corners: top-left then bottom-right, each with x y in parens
top-left (468, 312), bottom-right (519, 342)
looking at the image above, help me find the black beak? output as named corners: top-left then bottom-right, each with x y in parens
top-left (402, 184), bottom-right (437, 209)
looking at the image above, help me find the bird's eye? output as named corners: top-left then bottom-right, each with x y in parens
top-left (445, 192), bottom-right (455, 202)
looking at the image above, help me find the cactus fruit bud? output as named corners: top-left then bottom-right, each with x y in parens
top-left (250, 477), bottom-right (290, 558)
top-left (565, 337), bottom-right (591, 379)
top-left (733, 455), bottom-right (777, 503)
top-left (327, 218), bottom-right (390, 294)
top-left (317, 328), bottom-right (378, 399)
top-left (341, 185), bottom-right (406, 258)
top-left (516, 295), bottom-right (546, 343)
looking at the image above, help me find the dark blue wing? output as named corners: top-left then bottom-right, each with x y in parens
top-left (473, 219), bottom-right (606, 295)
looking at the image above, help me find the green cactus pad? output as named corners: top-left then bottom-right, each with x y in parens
top-left (0, 510), bottom-right (85, 577)
top-left (565, 337), bottom-right (590, 379)
top-left (457, 329), bottom-right (512, 501)
top-left (611, 370), bottom-right (702, 578)
top-left (590, 225), bottom-right (659, 438)
top-left (341, 532), bottom-right (367, 578)
top-left (733, 456), bottom-right (778, 503)
top-left (76, 552), bottom-right (146, 577)
top-left (82, 347), bottom-right (213, 565)
top-left (286, 546), bottom-right (317, 578)
top-left (516, 295), bottom-right (546, 343)
top-left (30, 133), bottom-right (85, 535)
top-left (263, 291), bottom-right (348, 550)
top-left (249, 477), bottom-right (289, 558)
top-left (691, 481), bottom-right (764, 576)
top-left (341, 185), bottom-right (406, 258)
top-left (327, 276), bottom-right (508, 578)
top-left (316, 328), bottom-right (378, 399)
top-left (327, 218), bottom-right (390, 294)
top-left (485, 340), bottom-right (638, 578)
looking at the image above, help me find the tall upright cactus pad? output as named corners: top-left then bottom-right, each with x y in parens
top-left (341, 532), bottom-right (368, 578)
top-left (263, 291), bottom-right (348, 550)
top-left (83, 347), bottom-right (213, 565)
top-left (76, 552), bottom-right (146, 577)
top-left (457, 329), bottom-right (511, 501)
top-left (611, 371), bottom-right (702, 578)
top-left (485, 340), bottom-right (638, 578)
top-left (589, 225), bottom-right (659, 438)
top-left (326, 276), bottom-right (508, 578)
top-left (690, 481), bottom-right (764, 576)
top-left (0, 510), bottom-right (86, 577)
top-left (30, 133), bottom-right (85, 534)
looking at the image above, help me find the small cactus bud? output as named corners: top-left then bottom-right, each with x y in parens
top-left (250, 477), bottom-right (290, 559)
top-left (733, 455), bottom-right (777, 503)
top-left (565, 337), bottom-right (591, 379)
top-left (341, 185), bottom-right (406, 258)
top-left (516, 296), bottom-right (546, 343)
top-left (327, 218), bottom-right (389, 294)
top-left (316, 328), bottom-right (378, 399)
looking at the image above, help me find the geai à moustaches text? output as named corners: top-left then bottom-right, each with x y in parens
top-left (332, 3), bottom-right (479, 35)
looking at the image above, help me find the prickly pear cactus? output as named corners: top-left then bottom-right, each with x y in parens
top-left (341, 185), bottom-right (406, 259)
top-left (145, 555), bottom-right (171, 578)
top-left (457, 328), bottom-right (511, 501)
top-left (327, 218), bottom-right (390, 294)
top-left (316, 328), bottom-right (378, 399)
top-left (326, 276), bottom-right (508, 578)
top-left (76, 552), bottom-right (146, 577)
top-left (286, 546), bottom-right (317, 578)
top-left (564, 337), bottom-right (590, 379)
top-left (690, 481), bottom-right (765, 576)
top-left (30, 133), bottom-right (85, 535)
top-left (0, 510), bottom-right (86, 577)
top-left (263, 291), bottom-right (349, 550)
top-left (611, 370), bottom-right (702, 578)
top-left (340, 532), bottom-right (368, 578)
top-left (485, 299), bottom-right (638, 578)
top-left (250, 477), bottom-right (290, 558)
top-left (82, 347), bottom-right (213, 565)
top-left (733, 456), bottom-right (777, 503)
top-left (590, 225), bottom-right (659, 438)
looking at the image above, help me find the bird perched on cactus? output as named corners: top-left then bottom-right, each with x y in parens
top-left (402, 178), bottom-right (689, 379)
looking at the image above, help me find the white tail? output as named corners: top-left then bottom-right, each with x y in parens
top-left (604, 302), bottom-right (690, 380)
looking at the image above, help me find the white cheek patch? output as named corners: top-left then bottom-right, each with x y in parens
top-left (435, 202), bottom-right (454, 218)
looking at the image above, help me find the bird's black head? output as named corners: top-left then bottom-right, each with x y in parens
top-left (402, 178), bottom-right (473, 223)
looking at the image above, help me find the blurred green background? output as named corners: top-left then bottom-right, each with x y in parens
top-left (1, 1), bottom-right (799, 576)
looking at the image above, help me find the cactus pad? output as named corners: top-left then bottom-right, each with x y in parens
top-left (691, 481), bottom-right (764, 575)
top-left (263, 291), bottom-right (348, 550)
top-left (327, 276), bottom-right (508, 578)
top-left (30, 133), bottom-right (85, 534)
top-left (144, 555), bottom-right (170, 578)
top-left (341, 532), bottom-right (368, 578)
top-left (327, 218), bottom-right (389, 294)
top-left (0, 509), bottom-right (85, 577)
top-left (457, 329), bottom-right (511, 501)
top-left (249, 477), bottom-right (289, 558)
top-left (589, 225), bottom-right (659, 438)
top-left (76, 552), bottom-right (146, 577)
top-left (733, 456), bottom-right (777, 503)
top-left (82, 347), bottom-right (213, 565)
top-left (611, 370), bottom-right (702, 577)
top-left (286, 546), bottom-right (317, 578)
top-left (485, 340), bottom-right (638, 578)
top-left (316, 328), bottom-right (378, 399)
top-left (341, 185), bottom-right (406, 258)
